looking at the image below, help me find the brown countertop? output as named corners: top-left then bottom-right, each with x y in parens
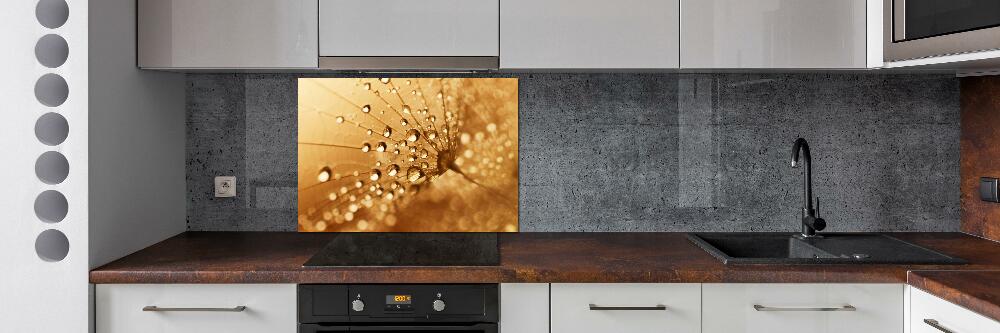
top-left (908, 270), bottom-right (1000, 322)
top-left (91, 232), bottom-right (1000, 284)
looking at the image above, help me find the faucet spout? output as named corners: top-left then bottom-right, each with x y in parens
top-left (791, 138), bottom-right (825, 237)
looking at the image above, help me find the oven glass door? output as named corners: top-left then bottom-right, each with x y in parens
top-left (899, 0), bottom-right (1000, 41)
top-left (300, 324), bottom-right (498, 333)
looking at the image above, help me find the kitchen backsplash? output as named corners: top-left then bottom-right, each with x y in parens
top-left (186, 73), bottom-right (960, 232)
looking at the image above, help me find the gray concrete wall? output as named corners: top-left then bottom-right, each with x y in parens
top-left (186, 73), bottom-right (960, 232)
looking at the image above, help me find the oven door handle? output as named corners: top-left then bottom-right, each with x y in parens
top-left (347, 323), bottom-right (497, 332)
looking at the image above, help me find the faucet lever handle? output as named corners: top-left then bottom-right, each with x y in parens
top-left (815, 196), bottom-right (820, 218)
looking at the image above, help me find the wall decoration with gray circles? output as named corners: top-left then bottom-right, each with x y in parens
top-left (35, 0), bottom-right (69, 29)
top-left (35, 151), bottom-right (69, 185)
top-left (35, 34), bottom-right (68, 68)
top-left (34, 73), bottom-right (68, 107)
top-left (35, 229), bottom-right (69, 262)
top-left (34, 190), bottom-right (68, 223)
top-left (34, 0), bottom-right (71, 263)
top-left (35, 112), bottom-right (69, 145)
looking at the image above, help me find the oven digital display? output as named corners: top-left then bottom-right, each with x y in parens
top-left (386, 295), bottom-right (412, 305)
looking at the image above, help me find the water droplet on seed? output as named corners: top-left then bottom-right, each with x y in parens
top-left (406, 129), bottom-right (420, 142)
top-left (335, 116), bottom-right (345, 123)
top-left (382, 126), bottom-right (393, 138)
top-left (361, 105), bottom-right (371, 113)
top-left (406, 167), bottom-right (426, 184)
top-left (318, 167), bottom-right (332, 182)
top-left (376, 142), bottom-right (387, 152)
top-left (361, 143), bottom-right (371, 152)
top-left (369, 169), bottom-right (381, 181)
top-left (387, 164), bottom-right (400, 177)
top-left (380, 78), bottom-right (391, 84)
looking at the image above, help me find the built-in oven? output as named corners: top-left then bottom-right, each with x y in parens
top-left (298, 284), bottom-right (498, 333)
top-left (884, 0), bottom-right (1000, 61)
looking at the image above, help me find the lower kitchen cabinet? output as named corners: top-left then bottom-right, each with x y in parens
top-left (500, 283), bottom-right (548, 333)
top-left (96, 284), bottom-right (297, 333)
top-left (702, 283), bottom-right (904, 333)
top-left (551, 283), bottom-right (701, 333)
top-left (909, 286), bottom-right (1000, 333)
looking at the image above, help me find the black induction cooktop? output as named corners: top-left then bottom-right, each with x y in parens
top-left (303, 233), bottom-right (500, 267)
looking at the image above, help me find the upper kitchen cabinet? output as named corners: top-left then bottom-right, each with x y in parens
top-left (138, 0), bottom-right (319, 69)
top-left (681, 0), bottom-right (878, 69)
top-left (318, 0), bottom-right (500, 70)
top-left (500, 0), bottom-right (680, 69)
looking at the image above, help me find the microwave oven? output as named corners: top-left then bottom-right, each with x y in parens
top-left (884, 0), bottom-right (1000, 62)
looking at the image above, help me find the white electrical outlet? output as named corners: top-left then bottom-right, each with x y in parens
top-left (214, 176), bottom-right (236, 197)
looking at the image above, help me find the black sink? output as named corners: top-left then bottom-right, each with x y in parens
top-left (687, 233), bottom-right (966, 265)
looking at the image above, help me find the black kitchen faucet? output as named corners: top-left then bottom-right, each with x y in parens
top-left (791, 138), bottom-right (826, 238)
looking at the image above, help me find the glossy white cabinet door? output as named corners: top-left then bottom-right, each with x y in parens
top-left (501, 0), bottom-right (680, 69)
top-left (319, 0), bottom-right (499, 57)
top-left (702, 283), bottom-right (903, 333)
top-left (551, 283), bottom-right (700, 333)
top-left (138, 0), bottom-right (318, 69)
top-left (500, 283), bottom-right (549, 333)
top-left (910, 287), bottom-right (1000, 333)
top-left (96, 284), bottom-right (297, 333)
top-left (680, 0), bottom-right (868, 68)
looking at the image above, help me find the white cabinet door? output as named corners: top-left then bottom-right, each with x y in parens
top-left (501, 0), bottom-right (680, 69)
top-left (96, 284), bottom-right (297, 333)
top-left (702, 283), bottom-right (903, 333)
top-left (319, 0), bottom-right (499, 57)
top-left (910, 287), bottom-right (1000, 333)
top-left (551, 283), bottom-right (700, 333)
top-left (500, 283), bottom-right (549, 333)
top-left (137, 0), bottom-right (318, 69)
top-left (680, 0), bottom-right (868, 68)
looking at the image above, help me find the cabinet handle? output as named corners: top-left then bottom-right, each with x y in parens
top-left (753, 304), bottom-right (856, 312)
top-left (923, 319), bottom-right (955, 333)
top-left (589, 304), bottom-right (667, 311)
top-left (142, 306), bottom-right (247, 312)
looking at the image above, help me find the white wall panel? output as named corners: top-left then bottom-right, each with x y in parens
top-left (89, 0), bottom-right (186, 271)
top-left (0, 0), bottom-right (89, 331)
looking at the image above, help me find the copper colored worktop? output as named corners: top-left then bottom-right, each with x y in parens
top-left (91, 232), bottom-right (1000, 284)
top-left (908, 270), bottom-right (1000, 322)
top-left (89, 232), bottom-right (1000, 320)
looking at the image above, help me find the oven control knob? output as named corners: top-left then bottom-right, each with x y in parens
top-left (432, 299), bottom-right (446, 312)
top-left (351, 299), bottom-right (365, 312)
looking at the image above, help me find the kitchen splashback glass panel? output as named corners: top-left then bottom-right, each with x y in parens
top-left (297, 78), bottom-right (519, 232)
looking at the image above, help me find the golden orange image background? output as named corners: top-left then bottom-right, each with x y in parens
top-left (298, 78), bottom-right (518, 232)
